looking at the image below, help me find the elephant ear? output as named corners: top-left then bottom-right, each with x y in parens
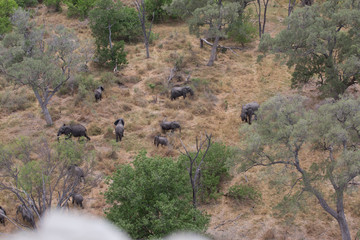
top-left (100, 86), bottom-right (104, 91)
top-left (120, 119), bottom-right (125, 126)
top-left (114, 119), bottom-right (120, 126)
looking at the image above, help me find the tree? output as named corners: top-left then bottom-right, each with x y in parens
top-left (180, 139), bottom-right (232, 205)
top-left (0, 0), bottom-right (17, 36)
top-left (0, 10), bottom-right (83, 126)
top-left (241, 94), bottom-right (360, 240)
top-left (254, 0), bottom-right (269, 38)
top-left (104, 151), bottom-right (209, 239)
top-left (166, 0), bottom-right (241, 66)
top-left (258, 0), bottom-right (360, 98)
top-left (134, 0), bottom-right (154, 59)
top-left (0, 137), bottom-right (97, 228)
top-left (144, 0), bottom-right (171, 22)
top-left (89, 0), bottom-right (141, 70)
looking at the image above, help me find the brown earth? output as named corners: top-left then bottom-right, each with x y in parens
top-left (0, 1), bottom-right (359, 239)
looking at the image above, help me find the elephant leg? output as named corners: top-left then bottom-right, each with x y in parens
top-left (80, 202), bottom-right (84, 209)
top-left (254, 113), bottom-right (258, 120)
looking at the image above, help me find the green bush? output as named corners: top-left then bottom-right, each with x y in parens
top-left (105, 151), bottom-right (210, 239)
top-left (227, 184), bottom-right (262, 202)
top-left (145, 0), bottom-right (172, 22)
top-left (95, 41), bottom-right (127, 69)
top-left (66, 0), bottom-right (95, 19)
top-left (227, 11), bottom-right (257, 47)
top-left (179, 142), bottom-right (232, 203)
top-left (0, 0), bottom-right (18, 35)
top-left (14, 0), bottom-right (37, 7)
top-left (44, 0), bottom-right (61, 12)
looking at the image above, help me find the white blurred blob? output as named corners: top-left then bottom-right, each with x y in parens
top-left (8, 211), bottom-right (209, 240)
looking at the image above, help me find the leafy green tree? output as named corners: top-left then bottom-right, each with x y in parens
top-left (15, 0), bottom-right (37, 8)
top-left (0, 10), bottom-right (83, 126)
top-left (0, 0), bottom-right (17, 35)
top-left (89, 0), bottom-right (141, 70)
top-left (44, 0), bottom-right (62, 12)
top-left (105, 151), bottom-right (209, 239)
top-left (144, 0), bottom-right (171, 22)
top-left (259, 0), bottom-right (360, 98)
top-left (179, 142), bottom-right (231, 204)
top-left (241, 94), bottom-right (360, 240)
top-left (65, 0), bottom-right (95, 19)
top-left (227, 10), bottom-right (256, 47)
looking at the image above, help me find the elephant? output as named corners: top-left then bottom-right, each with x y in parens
top-left (71, 193), bottom-right (84, 209)
top-left (240, 102), bottom-right (260, 125)
top-left (160, 121), bottom-right (181, 133)
top-left (0, 206), bottom-right (6, 226)
top-left (57, 124), bottom-right (91, 141)
top-left (114, 118), bottom-right (125, 142)
top-left (94, 86), bottom-right (104, 102)
top-left (68, 164), bottom-right (85, 182)
top-left (170, 86), bottom-right (194, 100)
top-left (16, 204), bottom-right (35, 228)
top-left (154, 135), bottom-right (168, 147)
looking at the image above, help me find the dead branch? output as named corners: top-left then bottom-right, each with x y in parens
top-left (200, 38), bottom-right (243, 55)
top-left (214, 214), bottom-right (243, 229)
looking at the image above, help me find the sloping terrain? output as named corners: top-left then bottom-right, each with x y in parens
top-left (0, 2), bottom-right (360, 239)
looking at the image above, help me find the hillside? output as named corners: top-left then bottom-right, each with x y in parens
top-left (0, 1), bottom-right (360, 239)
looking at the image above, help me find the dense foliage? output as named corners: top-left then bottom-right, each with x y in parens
top-left (179, 142), bottom-right (232, 203)
top-left (227, 184), bottom-right (262, 202)
top-left (145, 0), bottom-right (172, 22)
top-left (0, 0), bottom-right (17, 35)
top-left (14, 0), bottom-right (37, 8)
top-left (241, 94), bottom-right (360, 240)
top-left (65, 0), bottom-right (96, 19)
top-left (105, 151), bottom-right (209, 239)
top-left (89, 0), bottom-right (141, 69)
top-left (259, 0), bottom-right (360, 98)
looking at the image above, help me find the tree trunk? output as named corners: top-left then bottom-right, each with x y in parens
top-left (41, 104), bottom-right (53, 126)
top-left (262, 0), bottom-right (269, 35)
top-left (207, 35), bottom-right (220, 66)
top-left (257, 0), bottom-right (262, 38)
top-left (337, 214), bottom-right (351, 240)
top-left (145, 37), bottom-right (150, 59)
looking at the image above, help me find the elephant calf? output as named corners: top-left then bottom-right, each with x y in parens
top-left (68, 164), bottom-right (85, 182)
top-left (160, 121), bottom-right (181, 133)
top-left (94, 86), bottom-right (104, 102)
top-left (0, 206), bottom-right (6, 226)
top-left (57, 124), bottom-right (91, 141)
top-left (16, 204), bottom-right (35, 228)
top-left (170, 86), bottom-right (194, 100)
top-left (71, 193), bottom-right (84, 209)
top-left (114, 118), bottom-right (125, 142)
top-left (154, 136), bottom-right (168, 147)
top-left (240, 102), bottom-right (260, 125)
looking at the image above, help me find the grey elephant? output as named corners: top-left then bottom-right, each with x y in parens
top-left (170, 86), bottom-right (194, 100)
top-left (114, 118), bottom-right (125, 142)
top-left (71, 193), bottom-right (84, 209)
top-left (160, 121), bottom-right (181, 133)
top-left (16, 204), bottom-right (35, 228)
top-left (0, 206), bottom-right (6, 226)
top-left (154, 135), bottom-right (168, 147)
top-left (68, 164), bottom-right (85, 182)
top-left (240, 102), bottom-right (260, 125)
top-left (94, 86), bottom-right (104, 102)
top-left (57, 124), bottom-right (91, 141)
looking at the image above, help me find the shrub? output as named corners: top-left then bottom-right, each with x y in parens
top-left (145, 0), bottom-right (172, 22)
top-left (44, 0), bottom-right (61, 12)
top-left (0, 0), bottom-right (18, 35)
top-left (227, 184), bottom-right (262, 202)
top-left (65, 0), bottom-right (95, 19)
top-left (88, 124), bottom-right (102, 136)
top-left (227, 11), bottom-right (257, 47)
top-left (179, 142), bottom-right (232, 203)
top-left (105, 151), bottom-right (210, 239)
top-left (14, 0), bottom-right (37, 7)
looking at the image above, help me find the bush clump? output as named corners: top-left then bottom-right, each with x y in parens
top-left (0, 88), bottom-right (35, 112)
top-left (227, 184), bottom-right (262, 202)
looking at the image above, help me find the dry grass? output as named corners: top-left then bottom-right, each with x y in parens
top-left (0, 2), bottom-right (359, 239)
